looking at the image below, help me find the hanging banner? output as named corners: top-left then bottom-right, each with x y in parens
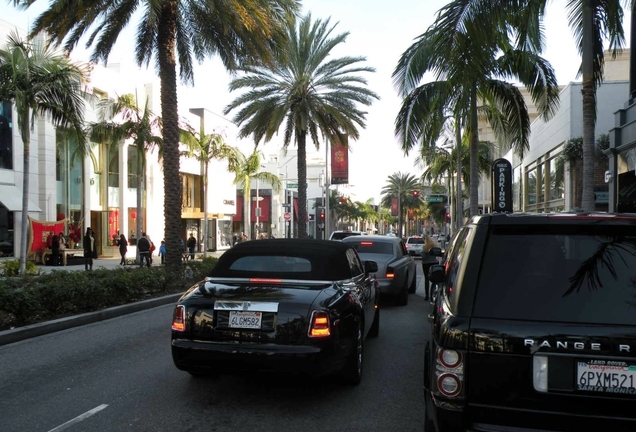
top-left (491, 158), bottom-right (513, 213)
top-left (391, 198), bottom-right (399, 216)
top-left (331, 134), bottom-right (349, 185)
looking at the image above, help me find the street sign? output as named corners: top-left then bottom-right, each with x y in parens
top-left (425, 196), bottom-right (444, 203)
top-left (287, 183), bottom-right (298, 189)
top-left (284, 212), bottom-right (291, 221)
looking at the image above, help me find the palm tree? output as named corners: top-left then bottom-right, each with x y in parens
top-left (18, 0), bottom-right (300, 276)
top-left (0, 32), bottom-right (87, 275)
top-left (393, 0), bottom-right (560, 218)
top-left (88, 93), bottom-right (162, 263)
top-left (380, 173), bottom-right (421, 238)
top-left (223, 14), bottom-right (379, 238)
top-left (229, 149), bottom-right (282, 240)
top-left (180, 125), bottom-right (239, 256)
top-left (420, 139), bottom-right (493, 223)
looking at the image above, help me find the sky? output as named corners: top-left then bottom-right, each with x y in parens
top-left (1, 0), bottom-right (629, 204)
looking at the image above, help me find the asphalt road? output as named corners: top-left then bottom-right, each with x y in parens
top-left (0, 264), bottom-right (430, 432)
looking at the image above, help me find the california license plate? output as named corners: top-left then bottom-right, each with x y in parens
top-left (576, 360), bottom-right (636, 395)
top-left (229, 311), bottom-right (262, 329)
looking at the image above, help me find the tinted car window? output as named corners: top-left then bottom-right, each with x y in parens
top-left (229, 255), bottom-right (312, 273)
top-left (346, 249), bottom-right (364, 277)
top-left (348, 241), bottom-right (393, 255)
top-left (442, 228), bottom-right (471, 312)
top-left (407, 238), bottom-right (424, 244)
top-left (473, 225), bottom-right (636, 325)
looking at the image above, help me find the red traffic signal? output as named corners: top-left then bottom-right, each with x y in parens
top-left (320, 210), bottom-right (325, 219)
top-left (445, 213), bottom-right (451, 219)
top-left (412, 190), bottom-right (419, 197)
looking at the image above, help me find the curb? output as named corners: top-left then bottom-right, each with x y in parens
top-left (0, 292), bottom-right (183, 347)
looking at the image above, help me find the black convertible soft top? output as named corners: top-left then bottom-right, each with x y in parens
top-left (210, 239), bottom-right (356, 281)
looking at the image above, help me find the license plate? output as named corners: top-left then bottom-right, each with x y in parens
top-left (576, 360), bottom-right (636, 395)
top-left (229, 311), bottom-right (262, 329)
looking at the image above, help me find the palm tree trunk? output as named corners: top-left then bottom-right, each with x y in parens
top-left (297, 132), bottom-right (308, 238)
top-left (455, 118), bottom-right (463, 232)
top-left (157, 2), bottom-right (182, 279)
top-left (469, 87), bottom-right (479, 217)
top-left (581, 2), bottom-right (596, 212)
top-left (19, 111), bottom-right (30, 276)
top-left (244, 184), bottom-right (251, 240)
top-left (203, 162), bottom-right (208, 257)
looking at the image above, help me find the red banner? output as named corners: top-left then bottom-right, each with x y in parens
top-left (29, 217), bottom-right (65, 253)
top-left (331, 134), bottom-right (349, 185)
top-left (391, 198), bottom-right (398, 216)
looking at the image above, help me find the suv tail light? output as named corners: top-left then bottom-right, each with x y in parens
top-left (434, 348), bottom-right (465, 399)
top-left (172, 305), bottom-right (186, 331)
top-left (308, 311), bottom-right (331, 337)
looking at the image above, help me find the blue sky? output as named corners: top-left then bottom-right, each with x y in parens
top-left (1, 1), bottom-right (628, 203)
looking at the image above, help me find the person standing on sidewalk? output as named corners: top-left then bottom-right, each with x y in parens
top-left (159, 240), bottom-right (166, 265)
top-left (186, 233), bottom-right (197, 260)
top-left (83, 227), bottom-right (94, 271)
top-left (137, 232), bottom-right (151, 268)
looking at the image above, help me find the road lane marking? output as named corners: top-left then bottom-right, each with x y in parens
top-left (47, 404), bottom-right (108, 432)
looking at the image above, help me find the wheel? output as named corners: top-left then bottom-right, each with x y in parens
top-left (368, 307), bottom-right (380, 338)
top-left (408, 272), bottom-right (417, 294)
top-left (340, 321), bottom-right (364, 385)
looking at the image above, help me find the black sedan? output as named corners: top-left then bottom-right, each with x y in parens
top-left (171, 239), bottom-right (380, 385)
top-left (342, 235), bottom-right (416, 306)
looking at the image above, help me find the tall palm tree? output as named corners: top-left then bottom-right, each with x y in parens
top-left (0, 32), bottom-right (87, 275)
top-left (229, 149), bottom-right (282, 240)
top-left (17, 0), bottom-right (300, 276)
top-left (223, 14), bottom-right (379, 238)
top-left (393, 0), bottom-right (560, 218)
top-left (88, 93), bottom-right (162, 263)
top-left (380, 173), bottom-right (421, 238)
top-left (180, 125), bottom-right (239, 256)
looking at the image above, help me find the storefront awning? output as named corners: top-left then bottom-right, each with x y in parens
top-left (0, 184), bottom-right (42, 212)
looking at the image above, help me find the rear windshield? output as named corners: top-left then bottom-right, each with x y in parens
top-left (331, 232), bottom-right (361, 240)
top-left (229, 255), bottom-right (312, 273)
top-left (348, 241), bottom-right (393, 255)
top-left (407, 238), bottom-right (424, 244)
top-left (473, 225), bottom-right (636, 325)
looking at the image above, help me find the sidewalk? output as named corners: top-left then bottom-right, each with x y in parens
top-left (33, 249), bottom-right (227, 274)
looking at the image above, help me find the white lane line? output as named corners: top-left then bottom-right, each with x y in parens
top-left (47, 404), bottom-right (109, 432)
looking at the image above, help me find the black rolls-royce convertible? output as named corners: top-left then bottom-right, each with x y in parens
top-left (171, 239), bottom-right (380, 384)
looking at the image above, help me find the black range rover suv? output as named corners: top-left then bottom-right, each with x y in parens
top-left (425, 212), bottom-right (636, 432)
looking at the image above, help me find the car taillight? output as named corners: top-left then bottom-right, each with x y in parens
top-left (308, 311), bottom-right (331, 337)
top-left (172, 305), bottom-right (186, 331)
top-left (434, 348), bottom-right (464, 399)
top-left (386, 266), bottom-right (395, 278)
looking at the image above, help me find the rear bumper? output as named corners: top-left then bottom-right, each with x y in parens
top-left (426, 392), bottom-right (636, 432)
top-left (375, 278), bottom-right (403, 296)
top-left (171, 338), bottom-right (346, 376)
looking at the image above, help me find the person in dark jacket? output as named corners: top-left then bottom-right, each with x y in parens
top-left (50, 234), bottom-right (60, 266)
top-left (83, 227), bottom-right (94, 271)
top-left (186, 233), bottom-right (197, 260)
top-left (421, 235), bottom-right (438, 300)
top-left (118, 233), bottom-right (128, 265)
top-left (137, 232), bottom-right (151, 268)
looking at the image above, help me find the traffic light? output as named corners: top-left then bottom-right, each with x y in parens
top-left (412, 190), bottom-right (419, 197)
top-left (446, 213), bottom-right (451, 220)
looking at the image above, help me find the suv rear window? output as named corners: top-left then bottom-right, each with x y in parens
top-left (348, 241), bottom-right (393, 255)
top-left (407, 237), bottom-right (424, 244)
top-left (473, 225), bottom-right (636, 325)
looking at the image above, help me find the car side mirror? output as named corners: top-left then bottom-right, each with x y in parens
top-left (428, 247), bottom-right (443, 257)
top-left (364, 260), bottom-right (378, 273)
top-left (429, 264), bottom-right (445, 283)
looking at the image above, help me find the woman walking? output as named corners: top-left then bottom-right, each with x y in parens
top-left (118, 233), bottom-right (128, 265)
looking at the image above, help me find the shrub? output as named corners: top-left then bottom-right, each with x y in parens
top-left (1, 260), bottom-right (40, 277)
top-left (0, 257), bottom-right (219, 330)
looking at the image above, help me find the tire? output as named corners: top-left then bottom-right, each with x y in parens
top-left (408, 272), bottom-right (417, 294)
top-left (368, 307), bottom-right (380, 338)
top-left (340, 321), bottom-right (364, 385)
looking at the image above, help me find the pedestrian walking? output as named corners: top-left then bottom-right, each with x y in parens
top-left (83, 227), bottom-right (94, 271)
top-left (187, 233), bottom-right (197, 260)
top-left (421, 234), bottom-right (438, 300)
top-left (137, 232), bottom-right (151, 268)
top-left (118, 233), bottom-right (128, 265)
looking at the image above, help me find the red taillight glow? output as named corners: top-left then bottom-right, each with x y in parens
top-left (360, 241), bottom-right (373, 245)
top-left (309, 311), bottom-right (331, 337)
top-left (172, 305), bottom-right (185, 331)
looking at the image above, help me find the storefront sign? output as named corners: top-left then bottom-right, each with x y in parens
top-left (491, 158), bottom-right (513, 213)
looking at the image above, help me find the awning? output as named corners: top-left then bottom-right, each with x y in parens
top-left (0, 184), bottom-right (42, 212)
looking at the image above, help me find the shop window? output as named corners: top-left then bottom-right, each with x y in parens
top-left (0, 101), bottom-right (13, 170)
